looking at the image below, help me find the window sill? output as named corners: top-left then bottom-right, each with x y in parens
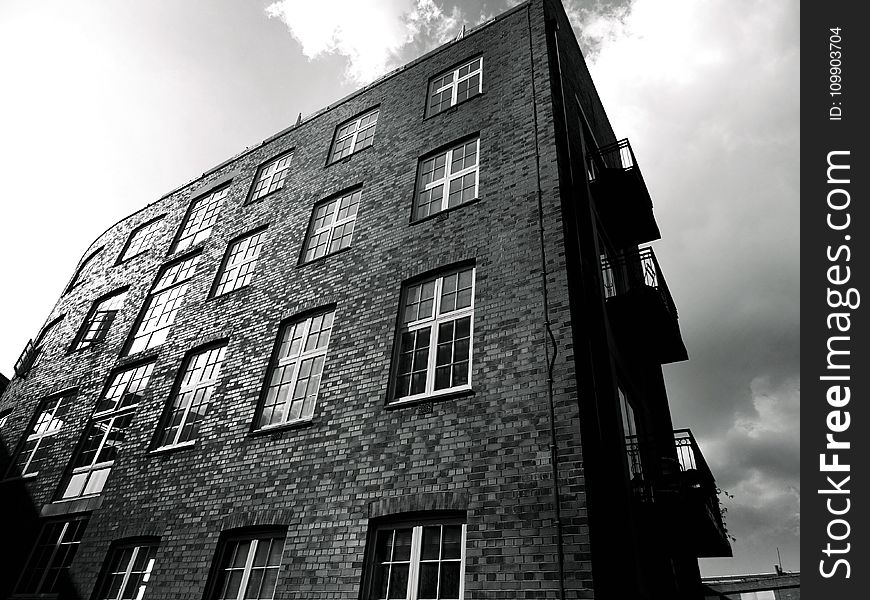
top-left (42, 495), bottom-right (104, 517)
top-left (165, 239), bottom-right (208, 260)
top-left (150, 441), bottom-right (197, 456)
top-left (410, 197), bottom-right (481, 226)
top-left (1, 472), bottom-right (38, 484)
top-left (245, 186), bottom-right (285, 206)
top-left (250, 418), bottom-right (316, 437)
top-left (325, 143), bottom-right (375, 168)
top-left (423, 92), bottom-right (484, 121)
top-left (208, 284), bottom-right (254, 303)
top-left (297, 245), bottom-right (353, 268)
top-left (115, 249), bottom-right (151, 267)
top-left (116, 347), bottom-right (161, 367)
top-left (386, 387), bottom-right (474, 410)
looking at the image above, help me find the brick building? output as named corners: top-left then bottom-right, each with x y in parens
top-left (0, 1), bottom-right (730, 598)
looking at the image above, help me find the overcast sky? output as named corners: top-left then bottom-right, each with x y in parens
top-left (0, 0), bottom-right (799, 578)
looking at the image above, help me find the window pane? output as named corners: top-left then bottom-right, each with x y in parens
top-left (122, 218), bottom-right (163, 261)
top-left (213, 536), bottom-right (283, 600)
top-left (303, 190), bottom-right (362, 263)
top-left (17, 519), bottom-right (88, 595)
top-left (421, 526), bottom-right (441, 560)
top-left (330, 110), bottom-right (379, 162)
top-left (215, 230), bottom-right (266, 296)
top-left (16, 393), bottom-right (74, 476)
top-left (157, 345), bottom-right (226, 447)
top-left (414, 139), bottom-right (479, 220)
top-left (418, 563), bottom-right (439, 599)
top-left (174, 187), bottom-right (228, 252)
top-left (439, 562), bottom-right (461, 599)
top-left (257, 311), bottom-right (334, 428)
top-left (387, 564), bottom-right (409, 599)
top-left (251, 153), bottom-right (293, 201)
top-left (76, 290), bottom-right (127, 350)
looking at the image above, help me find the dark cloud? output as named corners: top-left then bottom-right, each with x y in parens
top-left (564, 0), bottom-right (800, 575)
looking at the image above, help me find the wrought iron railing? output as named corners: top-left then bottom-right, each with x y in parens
top-left (586, 138), bottom-right (641, 183)
top-left (673, 429), bottom-right (726, 533)
top-left (600, 247), bottom-right (678, 320)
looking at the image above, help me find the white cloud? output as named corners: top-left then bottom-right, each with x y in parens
top-left (266, 0), bottom-right (463, 84)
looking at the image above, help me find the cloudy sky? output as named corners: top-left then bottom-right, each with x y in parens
top-left (0, 0), bottom-right (799, 578)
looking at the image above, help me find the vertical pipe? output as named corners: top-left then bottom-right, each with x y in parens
top-left (526, 5), bottom-right (567, 600)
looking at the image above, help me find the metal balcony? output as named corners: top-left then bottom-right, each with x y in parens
top-left (625, 430), bottom-right (732, 558)
top-left (668, 430), bottom-right (732, 557)
top-left (600, 247), bottom-right (688, 363)
top-left (587, 139), bottom-right (661, 248)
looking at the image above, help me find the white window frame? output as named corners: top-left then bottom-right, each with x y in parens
top-left (75, 290), bottom-right (128, 350)
top-left (302, 190), bottom-right (361, 263)
top-left (61, 413), bottom-right (131, 499)
top-left (329, 108), bottom-right (379, 163)
top-left (414, 139), bottom-right (480, 221)
top-left (17, 518), bottom-right (88, 595)
top-left (59, 363), bottom-right (154, 499)
top-left (127, 254), bottom-right (201, 355)
top-left (97, 542), bottom-right (158, 600)
top-left (12, 393), bottom-right (75, 477)
top-left (172, 186), bottom-right (229, 253)
top-left (391, 268), bottom-right (475, 404)
top-left (249, 152), bottom-right (293, 202)
top-left (427, 57), bottom-right (483, 116)
top-left (121, 217), bottom-right (164, 262)
top-left (257, 311), bottom-right (334, 429)
top-left (368, 523), bottom-right (467, 600)
top-left (212, 535), bottom-right (285, 600)
top-left (213, 229), bottom-right (267, 297)
top-left (155, 345), bottom-right (226, 450)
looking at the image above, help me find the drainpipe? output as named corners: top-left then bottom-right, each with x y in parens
top-left (527, 6), bottom-right (567, 600)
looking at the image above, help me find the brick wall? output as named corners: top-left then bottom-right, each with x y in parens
top-left (0, 2), bottom-right (601, 599)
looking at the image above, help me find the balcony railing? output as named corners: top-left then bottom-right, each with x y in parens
top-left (587, 138), bottom-right (638, 180)
top-left (586, 138), bottom-right (660, 247)
top-left (600, 246), bottom-right (686, 362)
top-left (625, 429), bottom-right (732, 557)
top-left (601, 247), bottom-right (678, 320)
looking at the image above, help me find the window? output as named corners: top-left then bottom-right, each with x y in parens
top-left (207, 531), bottom-right (285, 600)
top-left (365, 519), bottom-right (466, 600)
top-left (65, 247), bottom-right (103, 293)
top-left (427, 57), bottom-right (482, 116)
top-left (155, 344), bottom-right (227, 449)
top-left (59, 363), bottom-right (155, 499)
top-left (413, 139), bottom-right (479, 221)
top-left (9, 391), bottom-right (75, 478)
top-left (16, 517), bottom-right (89, 596)
top-left (249, 152), bottom-right (292, 202)
top-left (73, 289), bottom-right (128, 351)
top-left (172, 186), bottom-right (229, 253)
top-left (0, 409), bottom-right (10, 430)
top-left (302, 189), bottom-right (361, 263)
top-left (16, 315), bottom-right (65, 376)
top-left (391, 267), bottom-right (474, 403)
top-left (127, 253), bottom-right (201, 355)
top-left (257, 310), bottom-right (334, 429)
top-left (120, 216), bottom-right (164, 262)
top-left (619, 386), bottom-right (642, 481)
top-left (329, 108), bottom-right (379, 163)
top-left (213, 229), bottom-right (267, 297)
top-left (94, 540), bottom-right (159, 600)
